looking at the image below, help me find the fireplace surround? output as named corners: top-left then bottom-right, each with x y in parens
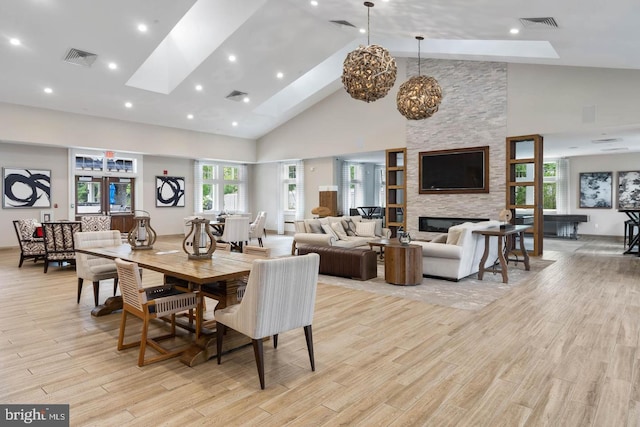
top-left (419, 216), bottom-right (490, 233)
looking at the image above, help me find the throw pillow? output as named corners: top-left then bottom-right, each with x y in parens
top-left (446, 228), bottom-right (463, 245)
top-left (341, 218), bottom-right (358, 236)
top-left (308, 221), bottom-right (323, 234)
top-left (331, 222), bottom-right (348, 239)
top-left (355, 221), bottom-right (376, 237)
top-left (362, 218), bottom-right (383, 236)
top-left (321, 224), bottom-right (339, 240)
top-left (431, 233), bottom-right (448, 243)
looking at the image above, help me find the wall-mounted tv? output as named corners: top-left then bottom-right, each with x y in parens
top-left (419, 146), bottom-right (489, 194)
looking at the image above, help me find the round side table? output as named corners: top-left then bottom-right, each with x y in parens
top-left (384, 244), bottom-right (423, 285)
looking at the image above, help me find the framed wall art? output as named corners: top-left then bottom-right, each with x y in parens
top-left (3, 168), bottom-right (51, 208)
top-left (579, 171), bottom-right (612, 208)
top-left (618, 170), bottom-right (640, 209)
top-left (156, 176), bottom-right (185, 207)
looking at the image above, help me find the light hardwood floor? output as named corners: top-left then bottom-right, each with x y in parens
top-left (1, 234), bottom-right (639, 426)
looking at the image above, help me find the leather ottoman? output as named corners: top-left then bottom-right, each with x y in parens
top-left (297, 246), bottom-right (377, 281)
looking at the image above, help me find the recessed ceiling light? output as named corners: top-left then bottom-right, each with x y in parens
top-left (9, 38), bottom-right (21, 46)
top-left (232, 121), bottom-right (238, 127)
top-left (276, 72), bottom-right (284, 79)
top-left (510, 28), bottom-right (520, 34)
top-left (195, 84), bottom-right (203, 91)
top-left (310, 0), bottom-right (318, 6)
top-left (137, 24), bottom-right (148, 33)
top-left (243, 97), bottom-right (250, 103)
top-left (108, 62), bottom-right (118, 70)
top-left (124, 102), bottom-right (133, 108)
top-left (43, 87), bottom-right (53, 94)
top-left (359, 28), bottom-right (366, 34)
top-left (228, 55), bottom-right (237, 62)
top-left (187, 114), bottom-right (194, 120)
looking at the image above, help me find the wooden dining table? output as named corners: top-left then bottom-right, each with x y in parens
top-left (76, 241), bottom-right (260, 366)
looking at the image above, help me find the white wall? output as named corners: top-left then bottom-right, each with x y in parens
top-left (0, 141), bottom-right (70, 248)
top-left (569, 152), bottom-right (640, 236)
top-left (0, 103), bottom-right (257, 162)
top-left (508, 64), bottom-right (640, 136)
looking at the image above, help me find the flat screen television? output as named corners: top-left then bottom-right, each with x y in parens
top-left (419, 146), bottom-right (489, 194)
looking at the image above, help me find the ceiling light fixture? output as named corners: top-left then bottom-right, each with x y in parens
top-left (310, 0), bottom-right (319, 6)
top-left (276, 72), bottom-right (284, 79)
top-left (108, 62), bottom-right (118, 70)
top-left (342, 2), bottom-right (397, 103)
top-left (195, 84), bottom-right (203, 91)
top-left (125, 102), bottom-right (133, 108)
top-left (510, 28), bottom-right (520, 34)
top-left (228, 55), bottom-right (236, 62)
top-left (359, 28), bottom-right (366, 34)
top-left (137, 24), bottom-right (148, 33)
top-left (187, 114), bottom-right (194, 120)
top-left (43, 87), bottom-right (53, 94)
top-left (243, 97), bottom-right (250, 103)
top-left (396, 36), bottom-right (442, 120)
top-left (232, 121), bottom-right (238, 127)
top-left (9, 38), bottom-right (21, 46)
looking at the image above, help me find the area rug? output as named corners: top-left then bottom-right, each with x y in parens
top-left (318, 257), bottom-right (555, 311)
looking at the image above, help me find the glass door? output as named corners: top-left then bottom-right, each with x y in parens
top-left (76, 176), bottom-right (135, 216)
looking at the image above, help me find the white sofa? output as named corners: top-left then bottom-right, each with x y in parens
top-left (413, 220), bottom-right (500, 281)
top-left (292, 216), bottom-right (391, 254)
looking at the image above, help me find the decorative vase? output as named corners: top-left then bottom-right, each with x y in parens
top-left (183, 217), bottom-right (217, 259)
top-left (399, 231), bottom-right (412, 246)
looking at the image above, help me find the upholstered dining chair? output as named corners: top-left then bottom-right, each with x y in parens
top-left (13, 219), bottom-right (46, 267)
top-left (74, 230), bottom-right (121, 306)
top-left (80, 215), bottom-right (111, 231)
top-left (248, 211), bottom-right (267, 247)
top-left (42, 221), bottom-right (82, 273)
top-left (215, 253), bottom-right (320, 389)
top-left (218, 216), bottom-right (249, 252)
top-left (115, 258), bottom-right (198, 366)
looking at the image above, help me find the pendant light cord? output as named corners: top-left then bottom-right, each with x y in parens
top-left (367, 5), bottom-right (371, 45)
top-left (418, 39), bottom-right (421, 76)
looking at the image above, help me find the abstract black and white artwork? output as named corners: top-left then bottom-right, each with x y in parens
top-left (579, 172), bottom-right (612, 208)
top-left (3, 168), bottom-right (51, 208)
top-left (156, 176), bottom-right (185, 207)
top-left (618, 171), bottom-right (640, 209)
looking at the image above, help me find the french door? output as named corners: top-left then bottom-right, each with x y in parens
top-left (75, 176), bottom-right (135, 231)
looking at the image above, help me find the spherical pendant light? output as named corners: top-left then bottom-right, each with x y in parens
top-left (397, 36), bottom-right (443, 120)
top-left (342, 2), bottom-right (397, 103)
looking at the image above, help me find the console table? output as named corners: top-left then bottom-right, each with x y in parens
top-left (473, 225), bottom-right (532, 284)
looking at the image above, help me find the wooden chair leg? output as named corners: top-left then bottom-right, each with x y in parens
top-left (273, 334), bottom-right (278, 348)
top-left (304, 325), bottom-right (315, 371)
top-left (18, 254), bottom-right (24, 268)
top-left (252, 339), bottom-right (265, 389)
top-left (44, 260), bottom-right (49, 273)
top-left (117, 311), bottom-right (128, 350)
top-left (92, 281), bottom-right (100, 306)
top-left (138, 316), bottom-right (150, 367)
top-left (216, 324), bottom-right (225, 364)
top-left (113, 277), bottom-right (118, 296)
top-left (77, 278), bottom-right (84, 304)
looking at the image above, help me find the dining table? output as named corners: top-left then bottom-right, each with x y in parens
top-left (76, 240), bottom-right (260, 366)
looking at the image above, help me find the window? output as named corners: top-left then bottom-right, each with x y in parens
top-left (195, 162), bottom-right (247, 213)
top-left (283, 164), bottom-right (297, 211)
top-left (543, 162), bottom-right (557, 210)
top-left (375, 165), bottom-right (385, 206)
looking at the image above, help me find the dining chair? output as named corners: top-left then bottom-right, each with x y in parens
top-left (12, 219), bottom-right (46, 267)
top-left (248, 211), bottom-right (267, 247)
top-left (218, 216), bottom-right (249, 252)
top-left (74, 230), bottom-right (121, 306)
top-left (42, 221), bottom-right (82, 273)
top-left (80, 215), bottom-right (112, 231)
top-left (215, 253), bottom-right (320, 389)
top-left (115, 258), bottom-right (198, 366)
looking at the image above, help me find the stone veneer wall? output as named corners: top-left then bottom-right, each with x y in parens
top-left (405, 59), bottom-right (508, 239)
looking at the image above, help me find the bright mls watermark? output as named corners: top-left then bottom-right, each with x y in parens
top-left (1, 404), bottom-right (69, 426)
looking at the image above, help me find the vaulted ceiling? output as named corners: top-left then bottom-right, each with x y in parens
top-left (3, 0), bottom-right (640, 157)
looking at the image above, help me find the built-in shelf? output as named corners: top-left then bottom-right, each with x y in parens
top-left (385, 148), bottom-right (407, 237)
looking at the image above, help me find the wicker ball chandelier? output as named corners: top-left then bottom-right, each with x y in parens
top-left (397, 36), bottom-right (443, 120)
top-left (342, 2), bottom-right (397, 103)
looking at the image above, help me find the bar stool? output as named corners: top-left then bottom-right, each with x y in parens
top-left (624, 219), bottom-right (638, 249)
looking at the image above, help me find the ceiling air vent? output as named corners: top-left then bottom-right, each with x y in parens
top-left (519, 17), bottom-right (559, 29)
top-left (63, 48), bottom-right (98, 67)
top-left (330, 20), bottom-right (356, 28)
top-left (225, 90), bottom-right (248, 102)
top-left (592, 138), bottom-right (622, 144)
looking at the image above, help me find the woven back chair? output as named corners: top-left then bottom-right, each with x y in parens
top-left (80, 215), bottom-right (111, 231)
top-left (13, 219), bottom-right (45, 267)
top-left (115, 258), bottom-right (198, 366)
top-left (42, 221), bottom-right (82, 273)
top-left (215, 253), bottom-right (320, 389)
